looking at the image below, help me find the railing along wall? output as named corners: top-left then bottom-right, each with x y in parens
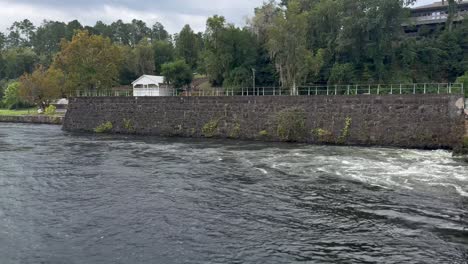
top-left (73, 83), bottom-right (464, 97)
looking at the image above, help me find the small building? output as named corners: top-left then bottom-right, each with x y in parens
top-left (405, 1), bottom-right (468, 34)
top-left (132, 75), bottom-right (173, 97)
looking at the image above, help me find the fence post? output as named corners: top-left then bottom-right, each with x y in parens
top-left (368, 85), bottom-right (371, 95)
top-left (327, 86), bottom-right (329, 96)
top-left (449, 83), bottom-right (452, 94)
top-left (424, 83), bottom-right (426, 94)
top-left (377, 84), bottom-right (380, 95)
top-left (390, 84), bottom-right (393, 95)
top-left (347, 85), bottom-right (350, 95)
top-left (413, 84), bottom-right (416, 94)
top-left (316, 86), bottom-right (318, 96)
top-left (400, 84), bottom-right (402, 95)
top-left (308, 87), bottom-right (311, 96)
top-left (462, 83), bottom-right (464, 95)
top-left (335, 85), bottom-right (338, 96)
top-left (438, 84), bottom-right (440, 94)
top-left (355, 84), bottom-right (358, 95)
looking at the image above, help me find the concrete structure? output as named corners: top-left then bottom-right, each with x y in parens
top-left (132, 75), bottom-right (172, 97)
top-left (63, 95), bottom-right (466, 150)
top-left (0, 115), bottom-right (63, 125)
top-left (405, 1), bottom-right (468, 33)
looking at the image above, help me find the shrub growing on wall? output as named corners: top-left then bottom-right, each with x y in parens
top-left (276, 107), bottom-right (307, 142)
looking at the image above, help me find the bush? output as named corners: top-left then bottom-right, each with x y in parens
top-left (44, 105), bottom-right (56, 116)
top-left (313, 128), bottom-right (334, 143)
top-left (123, 118), bottom-right (135, 132)
top-left (94, 121), bottom-right (113, 133)
top-left (276, 108), bottom-right (307, 142)
top-left (259, 130), bottom-right (269, 137)
top-left (337, 117), bottom-right (352, 144)
top-left (229, 122), bottom-right (241, 138)
top-left (202, 119), bottom-right (219, 138)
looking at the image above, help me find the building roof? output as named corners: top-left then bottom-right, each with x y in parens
top-left (412, 1), bottom-right (468, 11)
top-left (132, 75), bottom-right (165, 85)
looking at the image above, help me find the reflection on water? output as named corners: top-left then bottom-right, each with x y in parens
top-left (0, 123), bottom-right (467, 264)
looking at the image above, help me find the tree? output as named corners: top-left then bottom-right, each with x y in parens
top-left (267, 0), bottom-right (315, 94)
top-left (32, 20), bottom-right (67, 60)
top-left (129, 19), bottom-right (150, 46)
top-left (2, 82), bottom-right (21, 109)
top-left (151, 22), bottom-right (169, 41)
top-left (18, 65), bottom-right (63, 107)
top-left (52, 30), bottom-right (123, 93)
top-left (161, 60), bottom-right (193, 88)
top-left (3, 48), bottom-right (39, 80)
top-left (0, 32), bottom-right (6, 51)
top-left (153, 40), bottom-right (175, 75)
top-left (110, 20), bottom-right (131, 46)
top-left (65, 20), bottom-right (83, 40)
top-left (133, 39), bottom-right (155, 76)
top-left (175, 25), bottom-right (200, 70)
top-left (7, 19), bottom-right (36, 48)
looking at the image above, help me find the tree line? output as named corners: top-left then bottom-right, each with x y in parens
top-left (1, 0), bottom-right (467, 108)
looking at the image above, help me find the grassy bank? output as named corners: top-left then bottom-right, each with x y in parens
top-left (0, 108), bottom-right (37, 116)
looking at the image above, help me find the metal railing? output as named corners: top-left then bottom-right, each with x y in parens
top-left (72, 83), bottom-right (464, 97)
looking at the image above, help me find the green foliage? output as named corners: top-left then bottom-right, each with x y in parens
top-left (329, 64), bottom-right (356, 85)
top-left (44, 105), bottom-right (56, 116)
top-left (2, 82), bottom-right (21, 109)
top-left (276, 108), bottom-right (307, 142)
top-left (161, 59), bottom-right (193, 88)
top-left (0, 1), bottom-right (466, 92)
top-left (259, 130), bottom-right (269, 137)
top-left (94, 121), bottom-right (113, 133)
top-left (229, 122), bottom-right (241, 138)
top-left (337, 117), bottom-right (352, 144)
top-left (175, 25), bottom-right (201, 70)
top-left (132, 39), bottom-right (155, 76)
top-left (463, 136), bottom-right (468, 148)
top-left (313, 128), bottom-right (334, 143)
top-left (153, 40), bottom-right (175, 75)
top-left (52, 30), bottom-right (123, 93)
top-left (123, 118), bottom-right (135, 132)
top-left (202, 119), bottom-right (219, 138)
top-left (456, 73), bottom-right (468, 96)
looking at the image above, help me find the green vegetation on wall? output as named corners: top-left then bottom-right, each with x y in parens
top-left (202, 119), bottom-right (219, 138)
top-left (123, 118), bottom-right (135, 133)
top-left (276, 108), bottom-right (307, 142)
top-left (94, 121), bottom-right (113, 133)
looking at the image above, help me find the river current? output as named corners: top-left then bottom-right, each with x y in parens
top-left (0, 123), bottom-right (467, 264)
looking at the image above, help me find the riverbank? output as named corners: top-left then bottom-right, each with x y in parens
top-left (0, 115), bottom-right (63, 125)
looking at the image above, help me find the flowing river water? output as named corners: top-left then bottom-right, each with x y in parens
top-left (0, 123), bottom-right (467, 264)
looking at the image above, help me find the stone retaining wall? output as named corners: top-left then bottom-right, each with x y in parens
top-left (0, 115), bottom-right (63, 125)
top-left (63, 95), bottom-right (466, 149)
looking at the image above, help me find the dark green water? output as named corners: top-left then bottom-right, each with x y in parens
top-left (0, 123), bottom-right (467, 264)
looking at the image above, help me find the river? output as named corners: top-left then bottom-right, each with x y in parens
top-left (0, 123), bottom-right (467, 264)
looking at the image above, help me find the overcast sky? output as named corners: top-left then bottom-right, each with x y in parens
top-left (0, 0), bottom-right (438, 33)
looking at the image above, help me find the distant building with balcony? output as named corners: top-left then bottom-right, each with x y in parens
top-left (404, 1), bottom-right (468, 34)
